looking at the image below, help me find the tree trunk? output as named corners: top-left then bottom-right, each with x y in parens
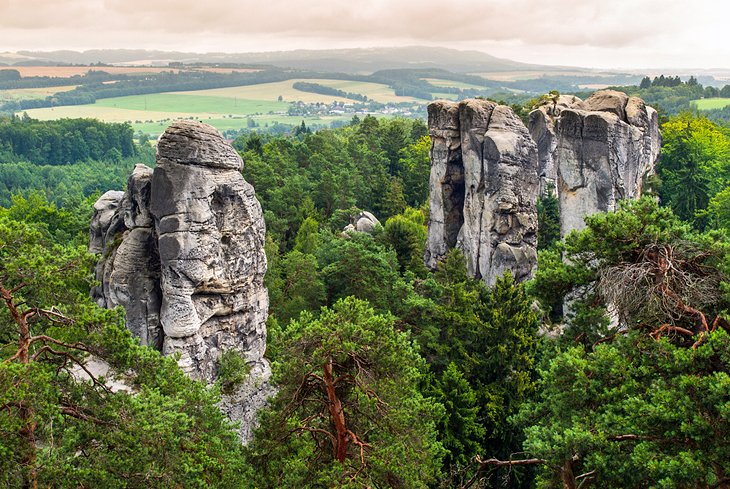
top-left (323, 359), bottom-right (349, 463)
top-left (1, 286), bottom-right (38, 489)
top-left (561, 458), bottom-right (577, 489)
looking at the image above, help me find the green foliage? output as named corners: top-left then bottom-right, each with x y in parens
top-left (521, 331), bottom-right (730, 488)
top-left (318, 232), bottom-right (403, 313)
top-left (292, 81), bottom-right (368, 102)
top-left (293, 216), bottom-right (321, 255)
top-left (519, 199), bottom-right (730, 487)
top-left (657, 114), bottom-right (730, 226)
top-left (530, 197), bottom-right (702, 343)
top-left (431, 363), bottom-right (485, 469)
top-left (0, 214), bottom-right (246, 488)
top-left (217, 349), bottom-right (251, 395)
top-left (246, 297), bottom-right (443, 488)
top-left (381, 207), bottom-right (428, 276)
top-left (240, 117), bottom-right (429, 248)
top-left (536, 184), bottom-right (560, 250)
top-left (400, 251), bottom-right (540, 481)
top-left (271, 250), bottom-right (326, 324)
top-left (0, 190), bottom-right (94, 245)
top-left (0, 115), bottom-right (136, 165)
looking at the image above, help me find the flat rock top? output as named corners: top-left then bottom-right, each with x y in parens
top-left (157, 120), bottom-right (242, 170)
top-left (583, 90), bottom-right (630, 122)
top-left (94, 190), bottom-right (124, 210)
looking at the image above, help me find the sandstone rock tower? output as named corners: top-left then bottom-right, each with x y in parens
top-left (91, 121), bottom-right (271, 442)
top-left (528, 89), bottom-right (661, 235)
top-left (424, 99), bottom-right (539, 285)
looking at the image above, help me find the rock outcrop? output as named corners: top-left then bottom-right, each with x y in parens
top-left (425, 99), bottom-right (539, 285)
top-left (528, 90), bottom-right (660, 235)
top-left (90, 121), bottom-right (272, 442)
top-left (343, 211), bottom-right (381, 234)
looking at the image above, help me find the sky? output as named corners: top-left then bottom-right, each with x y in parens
top-left (1, 0), bottom-right (728, 70)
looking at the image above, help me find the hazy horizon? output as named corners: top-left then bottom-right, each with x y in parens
top-left (1, 0), bottom-right (728, 70)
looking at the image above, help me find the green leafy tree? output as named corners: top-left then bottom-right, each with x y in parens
top-left (271, 250), bottom-right (325, 324)
top-left (519, 330), bottom-right (730, 489)
top-left (537, 184), bottom-right (560, 250)
top-left (510, 199), bottom-right (730, 488)
top-left (0, 215), bottom-right (246, 488)
top-left (294, 216), bottom-right (321, 255)
top-left (402, 251), bottom-right (540, 484)
top-left (246, 297), bottom-right (443, 488)
top-left (318, 233), bottom-right (403, 313)
top-left (381, 207), bottom-right (428, 276)
top-left (658, 114), bottom-right (730, 225)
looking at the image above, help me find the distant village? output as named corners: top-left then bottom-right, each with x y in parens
top-left (285, 100), bottom-right (427, 119)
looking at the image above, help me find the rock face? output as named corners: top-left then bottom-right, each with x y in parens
top-left (528, 90), bottom-right (660, 235)
top-left (90, 121), bottom-right (272, 442)
top-left (425, 99), bottom-right (539, 285)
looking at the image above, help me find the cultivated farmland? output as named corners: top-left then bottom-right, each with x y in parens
top-left (692, 98), bottom-right (730, 110)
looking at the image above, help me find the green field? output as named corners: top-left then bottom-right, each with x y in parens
top-left (431, 92), bottom-right (459, 101)
top-left (95, 93), bottom-right (288, 114)
top-left (423, 78), bottom-right (487, 90)
top-left (692, 98), bottom-right (730, 110)
top-left (174, 79), bottom-right (417, 104)
top-left (19, 78), bottom-right (420, 137)
top-left (132, 115), bottom-right (354, 137)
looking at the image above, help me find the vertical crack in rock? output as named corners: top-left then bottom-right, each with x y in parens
top-left (528, 89), bottom-right (661, 236)
top-left (426, 99), bottom-right (538, 285)
top-left (90, 121), bottom-right (273, 443)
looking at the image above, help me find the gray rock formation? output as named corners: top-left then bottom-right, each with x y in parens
top-left (528, 90), bottom-right (660, 235)
top-left (425, 99), bottom-right (539, 285)
top-left (90, 121), bottom-right (272, 442)
top-left (343, 211), bottom-right (381, 234)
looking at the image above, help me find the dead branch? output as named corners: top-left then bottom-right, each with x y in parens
top-left (460, 455), bottom-right (547, 489)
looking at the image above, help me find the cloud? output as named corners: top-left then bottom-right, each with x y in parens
top-left (0, 0), bottom-right (727, 69)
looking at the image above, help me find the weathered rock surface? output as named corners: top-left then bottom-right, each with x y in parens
top-left (528, 90), bottom-right (660, 235)
top-left (90, 121), bottom-right (272, 442)
top-left (425, 99), bottom-right (539, 285)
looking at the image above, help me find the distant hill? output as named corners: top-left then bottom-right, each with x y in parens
top-left (10, 46), bottom-right (571, 74)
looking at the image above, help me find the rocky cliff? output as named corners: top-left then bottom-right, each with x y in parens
top-left (91, 121), bottom-right (272, 442)
top-left (528, 90), bottom-right (660, 235)
top-left (425, 99), bottom-right (539, 285)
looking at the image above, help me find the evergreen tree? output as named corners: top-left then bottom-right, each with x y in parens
top-left (0, 215), bottom-right (246, 488)
top-left (246, 297), bottom-right (444, 488)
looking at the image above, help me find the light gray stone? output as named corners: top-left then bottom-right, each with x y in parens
top-left (426, 99), bottom-right (538, 285)
top-left (90, 120), bottom-right (272, 443)
top-left (528, 90), bottom-right (660, 236)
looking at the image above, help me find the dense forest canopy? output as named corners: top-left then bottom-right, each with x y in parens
top-left (1, 78), bottom-right (729, 487)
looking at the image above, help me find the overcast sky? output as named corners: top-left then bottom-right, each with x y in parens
top-left (1, 0), bottom-right (727, 70)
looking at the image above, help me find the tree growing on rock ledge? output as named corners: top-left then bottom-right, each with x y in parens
top-left (479, 198), bottom-right (730, 488)
top-left (245, 297), bottom-right (443, 488)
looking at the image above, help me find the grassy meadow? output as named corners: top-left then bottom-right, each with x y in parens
top-left (18, 77), bottom-right (421, 136)
top-left (693, 98), bottom-right (730, 110)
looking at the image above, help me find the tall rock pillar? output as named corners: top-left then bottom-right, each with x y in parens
top-left (90, 121), bottom-right (271, 442)
top-left (425, 99), bottom-right (539, 285)
top-left (528, 90), bottom-right (661, 236)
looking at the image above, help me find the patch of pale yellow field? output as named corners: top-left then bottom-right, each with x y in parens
top-left (0, 85), bottom-right (79, 101)
top-left (20, 105), bottom-right (223, 124)
top-left (471, 70), bottom-right (620, 82)
top-left (423, 78), bottom-right (487, 90)
top-left (173, 78), bottom-right (418, 104)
